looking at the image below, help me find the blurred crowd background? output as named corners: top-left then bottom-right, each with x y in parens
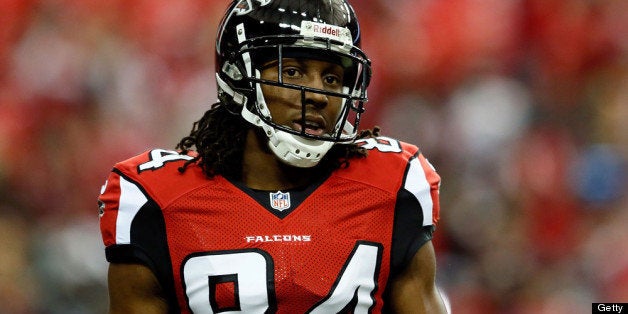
top-left (1, 0), bottom-right (626, 313)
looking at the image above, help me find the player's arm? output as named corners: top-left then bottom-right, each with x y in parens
top-left (388, 241), bottom-right (447, 314)
top-left (107, 263), bottom-right (169, 314)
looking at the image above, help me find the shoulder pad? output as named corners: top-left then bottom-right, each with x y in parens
top-left (111, 149), bottom-right (207, 208)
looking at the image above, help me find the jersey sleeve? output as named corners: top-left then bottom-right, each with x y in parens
top-left (98, 168), bottom-right (172, 276)
top-left (98, 150), bottom-right (190, 310)
top-left (390, 150), bottom-right (441, 277)
top-left (403, 152), bottom-right (441, 227)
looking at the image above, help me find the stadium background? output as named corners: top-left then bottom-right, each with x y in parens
top-left (0, 0), bottom-right (626, 313)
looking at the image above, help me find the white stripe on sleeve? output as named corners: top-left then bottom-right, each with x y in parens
top-left (403, 157), bottom-right (433, 227)
top-left (116, 177), bottom-right (148, 244)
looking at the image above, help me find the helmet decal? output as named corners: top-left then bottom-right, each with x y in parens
top-left (234, 0), bottom-right (272, 15)
top-left (300, 21), bottom-right (353, 47)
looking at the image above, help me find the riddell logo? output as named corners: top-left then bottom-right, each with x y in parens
top-left (301, 21), bottom-right (352, 45)
top-left (313, 24), bottom-right (341, 37)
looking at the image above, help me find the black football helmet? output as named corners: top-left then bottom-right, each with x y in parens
top-left (215, 0), bottom-right (372, 167)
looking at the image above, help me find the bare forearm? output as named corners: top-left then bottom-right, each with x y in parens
top-left (389, 242), bottom-right (447, 313)
top-left (108, 263), bottom-right (169, 314)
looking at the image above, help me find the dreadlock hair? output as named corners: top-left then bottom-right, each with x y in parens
top-left (176, 103), bottom-right (380, 179)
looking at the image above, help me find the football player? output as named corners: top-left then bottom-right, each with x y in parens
top-left (99, 0), bottom-right (447, 313)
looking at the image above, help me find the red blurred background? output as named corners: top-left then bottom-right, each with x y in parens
top-left (0, 0), bottom-right (626, 313)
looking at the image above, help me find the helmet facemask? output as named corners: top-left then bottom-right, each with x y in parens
top-left (247, 46), bottom-right (369, 141)
top-left (215, 2), bottom-right (371, 167)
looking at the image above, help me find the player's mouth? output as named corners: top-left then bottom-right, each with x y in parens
top-left (293, 117), bottom-right (327, 136)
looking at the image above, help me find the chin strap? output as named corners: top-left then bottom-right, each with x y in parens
top-left (268, 132), bottom-right (334, 168)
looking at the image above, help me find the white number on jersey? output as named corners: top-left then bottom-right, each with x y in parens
top-left (182, 250), bottom-right (274, 314)
top-left (355, 136), bottom-right (402, 153)
top-left (181, 242), bottom-right (382, 313)
top-left (308, 241), bottom-right (382, 313)
top-left (138, 149), bottom-right (194, 172)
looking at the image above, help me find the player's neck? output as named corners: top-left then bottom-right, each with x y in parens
top-left (242, 129), bottom-right (319, 191)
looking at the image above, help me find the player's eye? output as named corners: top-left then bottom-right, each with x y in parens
top-left (324, 74), bottom-right (341, 86)
top-left (283, 68), bottom-right (302, 79)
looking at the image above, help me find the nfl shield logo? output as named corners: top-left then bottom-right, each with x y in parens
top-left (270, 191), bottom-right (291, 211)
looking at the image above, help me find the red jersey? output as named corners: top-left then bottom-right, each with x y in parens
top-left (99, 136), bottom-right (441, 313)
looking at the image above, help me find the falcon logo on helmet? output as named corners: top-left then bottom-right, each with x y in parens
top-left (234, 0), bottom-right (272, 15)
